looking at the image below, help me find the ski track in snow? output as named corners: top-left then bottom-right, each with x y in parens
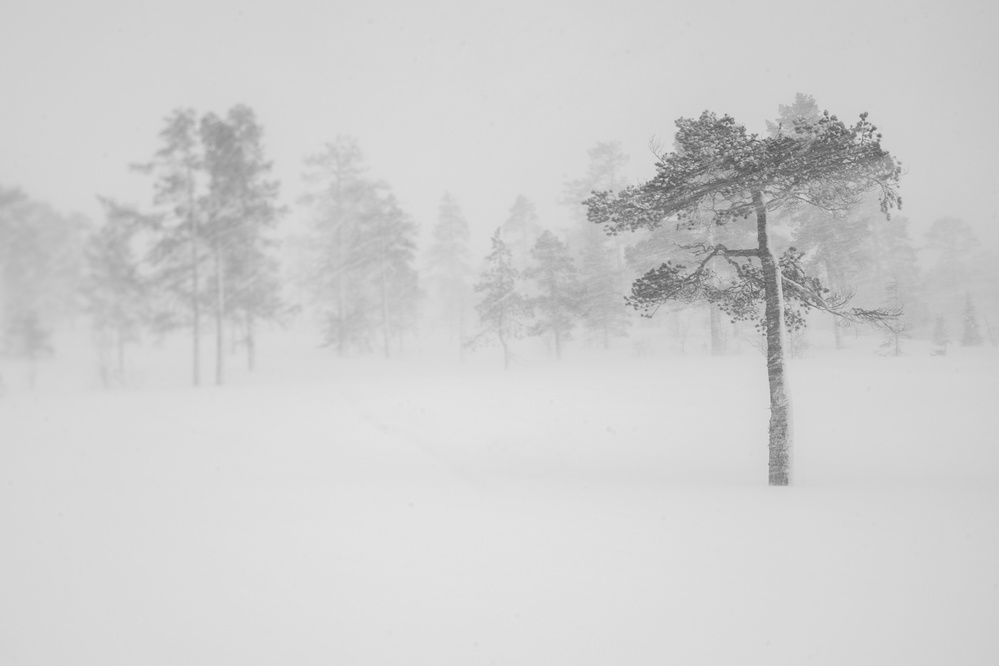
top-left (1, 348), bottom-right (997, 665)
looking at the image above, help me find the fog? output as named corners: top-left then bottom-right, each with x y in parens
top-left (2, 1), bottom-right (999, 663)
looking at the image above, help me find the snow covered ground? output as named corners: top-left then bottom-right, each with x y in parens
top-left (2, 334), bottom-right (997, 665)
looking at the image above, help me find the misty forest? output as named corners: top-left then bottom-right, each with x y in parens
top-left (3, 92), bottom-right (998, 664)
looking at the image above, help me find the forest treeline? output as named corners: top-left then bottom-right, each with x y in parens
top-left (0, 95), bottom-right (996, 387)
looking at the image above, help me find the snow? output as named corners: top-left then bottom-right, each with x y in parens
top-left (2, 338), bottom-right (998, 665)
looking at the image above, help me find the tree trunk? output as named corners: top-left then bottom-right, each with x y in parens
top-left (187, 179), bottom-right (201, 387)
top-left (754, 191), bottom-right (793, 486)
top-left (336, 223), bottom-right (346, 357)
top-left (116, 327), bottom-right (126, 378)
top-left (380, 265), bottom-right (390, 359)
top-left (458, 301), bottom-right (466, 363)
top-left (247, 311), bottom-right (256, 372)
top-left (498, 314), bottom-right (510, 370)
top-left (214, 247), bottom-right (225, 386)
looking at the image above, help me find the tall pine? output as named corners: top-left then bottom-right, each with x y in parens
top-left (472, 229), bottom-right (532, 369)
top-left (525, 230), bottom-right (582, 359)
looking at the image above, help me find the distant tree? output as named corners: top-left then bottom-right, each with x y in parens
top-left (961, 293), bottom-right (983, 347)
top-left (426, 193), bottom-right (473, 358)
top-left (200, 105), bottom-right (284, 380)
top-left (471, 229), bottom-right (533, 369)
top-left (0, 186), bottom-right (86, 361)
top-left (922, 218), bottom-right (983, 327)
top-left (83, 199), bottom-right (150, 387)
top-left (132, 108), bottom-right (207, 386)
top-left (301, 138), bottom-right (418, 355)
top-left (765, 93), bottom-right (822, 137)
top-left (577, 225), bottom-right (632, 348)
top-left (563, 141), bottom-right (633, 348)
top-left (932, 316), bottom-right (950, 355)
top-left (2, 311), bottom-right (54, 388)
top-left (879, 277), bottom-right (910, 356)
top-left (525, 230), bottom-right (582, 359)
top-left (870, 215), bottom-right (921, 322)
top-left (301, 137), bottom-right (374, 354)
top-left (502, 195), bottom-right (541, 268)
top-left (358, 188), bottom-right (420, 357)
top-left (587, 109), bottom-right (901, 485)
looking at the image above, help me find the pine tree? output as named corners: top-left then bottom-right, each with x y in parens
top-left (200, 105), bottom-right (284, 378)
top-left (961, 293), bottom-right (983, 346)
top-left (502, 195), bottom-right (540, 268)
top-left (0, 187), bottom-right (86, 375)
top-left (577, 223), bottom-right (631, 347)
top-left (302, 138), bottom-right (419, 355)
top-left (879, 277), bottom-right (909, 356)
top-left (83, 199), bottom-right (150, 386)
top-left (301, 137), bottom-right (374, 355)
top-left (525, 230), bottom-right (582, 359)
top-left (358, 188), bottom-right (420, 357)
top-left (2, 311), bottom-right (54, 388)
top-left (471, 229), bottom-right (532, 369)
top-left (426, 193), bottom-right (473, 358)
top-left (563, 142), bottom-right (633, 348)
top-left (133, 108), bottom-right (207, 386)
top-left (587, 108), bottom-right (900, 486)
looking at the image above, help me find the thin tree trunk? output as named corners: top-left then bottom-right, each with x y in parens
top-left (458, 301), bottom-right (466, 362)
top-left (337, 223), bottom-right (346, 357)
top-left (754, 191), bottom-right (793, 486)
top-left (116, 328), bottom-right (126, 379)
top-left (380, 265), bottom-right (390, 359)
top-left (187, 173), bottom-right (201, 387)
top-left (246, 312), bottom-right (256, 371)
top-left (498, 314), bottom-right (510, 370)
top-left (214, 247), bottom-right (225, 386)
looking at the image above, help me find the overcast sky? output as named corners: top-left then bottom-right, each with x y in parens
top-left (2, 0), bottom-right (997, 252)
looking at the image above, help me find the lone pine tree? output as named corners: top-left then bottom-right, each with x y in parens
top-left (587, 108), bottom-right (901, 485)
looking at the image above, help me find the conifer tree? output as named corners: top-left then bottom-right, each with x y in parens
top-left (932, 316), bottom-right (950, 355)
top-left (961, 293), bottom-right (983, 346)
top-left (588, 108), bottom-right (900, 485)
top-left (358, 188), bottom-right (420, 357)
top-left (502, 195), bottom-right (540, 268)
top-left (879, 277), bottom-right (909, 357)
top-left (577, 224), bottom-right (631, 347)
top-left (2, 311), bottom-right (53, 388)
top-left (471, 229), bottom-right (532, 369)
top-left (302, 138), bottom-right (419, 355)
top-left (427, 193), bottom-right (473, 357)
top-left (200, 105), bottom-right (283, 378)
top-left (563, 142), bottom-right (633, 348)
top-left (84, 199), bottom-right (150, 386)
top-left (301, 137), bottom-right (374, 354)
top-left (525, 230), bottom-right (582, 359)
top-left (133, 108), bottom-right (206, 386)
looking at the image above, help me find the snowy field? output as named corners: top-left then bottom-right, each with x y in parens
top-left (2, 334), bottom-right (998, 665)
